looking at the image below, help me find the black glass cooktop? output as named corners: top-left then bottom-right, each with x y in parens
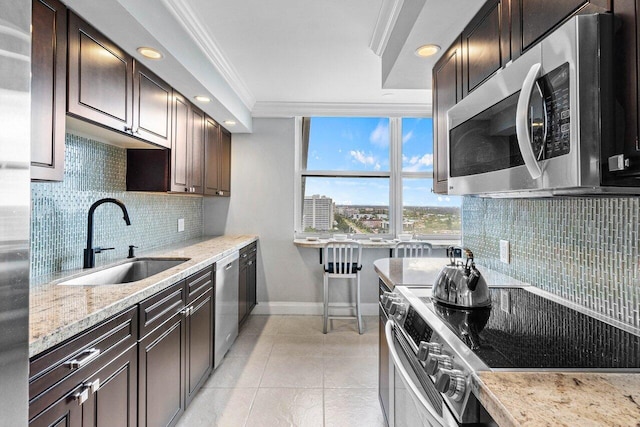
top-left (420, 288), bottom-right (640, 369)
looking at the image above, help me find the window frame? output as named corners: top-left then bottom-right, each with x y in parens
top-left (294, 116), bottom-right (460, 239)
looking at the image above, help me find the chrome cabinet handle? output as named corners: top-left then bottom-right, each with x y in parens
top-left (74, 387), bottom-right (89, 405)
top-left (225, 263), bottom-right (233, 270)
top-left (247, 260), bottom-right (253, 266)
top-left (66, 348), bottom-right (100, 369)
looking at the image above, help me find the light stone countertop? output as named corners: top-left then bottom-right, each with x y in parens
top-left (29, 234), bottom-right (257, 357)
top-left (374, 257), bottom-right (640, 426)
top-left (373, 257), bottom-right (529, 290)
top-left (474, 372), bottom-right (640, 426)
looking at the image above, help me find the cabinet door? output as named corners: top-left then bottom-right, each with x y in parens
top-left (204, 117), bottom-right (220, 196)
top-left (238, 261), bottom-right (248, 326)
top-left (185, 289), bottom-right (213, 405)
top-left (133, 61), bottom-right (172, 148)
top-left (29, 387), bottom-right (82, 427)
top-left (81, 344), bottom-right (138, 427)
top-left (138, 314), bottom-right (186, 427)
top-left (31, 0), bottom-right (67, 181)
top-left (171, 92), bottom-right (190, 193)
top-left (512, 0), bottom-right (610, 56)
top-left (190, 108), bottom-right (205, 194)
top-left (432, 37), bottom-right (462, 195)
top-left (218, 129), bottom-right (232, 196)
top-left (246, 256), bottom-right (257, 314)
top-left (462, 0), bottom-right (509, 96)
top-left (67, 12), bottom-right (133, 133)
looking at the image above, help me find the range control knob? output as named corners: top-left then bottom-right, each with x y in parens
top-left (434, 369), bottom-right (466, 401)
top-left (426, 354), bottom-right (453, 375)
top-left (417, 342), bottom-right (442, 362)
top-left (389, 302), bottom-right (407, 319)
top-left (380, 292), bottom-right (393, 305)
top-left (384, 296), bottom-right (398, 310)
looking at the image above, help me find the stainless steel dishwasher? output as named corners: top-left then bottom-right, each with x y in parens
top-left (214, 251), bottom-right (239, 369)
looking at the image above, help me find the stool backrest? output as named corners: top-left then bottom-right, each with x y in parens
top-left (394, 241), bottom-right (432, 258)
top-left (323, 241), bottom-right (362, 275)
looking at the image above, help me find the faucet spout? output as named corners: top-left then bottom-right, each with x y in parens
top-left (84, 198), bottom-right (131, 268)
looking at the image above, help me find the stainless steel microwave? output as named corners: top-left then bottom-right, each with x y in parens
top-left (446, 13), bottom-right (627, 197)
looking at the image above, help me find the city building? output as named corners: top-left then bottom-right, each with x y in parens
top-left (302, 195), bottom-right (334, 231)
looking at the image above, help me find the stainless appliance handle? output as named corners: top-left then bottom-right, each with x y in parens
top-left (515, 62), bottom-right (543, 180)
top-left (385, 320), bottom-right (446, 427)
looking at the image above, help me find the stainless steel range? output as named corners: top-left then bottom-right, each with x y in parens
top-left (379, 284), bottom-right (640, 426)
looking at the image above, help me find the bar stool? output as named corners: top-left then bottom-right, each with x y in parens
top-left (394, 241), bottom-right (432, 257)
top-left (322, 241), bottom-right (363, 334)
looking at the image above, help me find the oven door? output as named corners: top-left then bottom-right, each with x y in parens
top-left (385, 320), bottom-right (458, 427)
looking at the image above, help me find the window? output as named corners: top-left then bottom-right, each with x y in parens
top-left (295, 117), bottom-right (460, 239)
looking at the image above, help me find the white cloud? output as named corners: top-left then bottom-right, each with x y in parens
top-left (403, 153), bottom-right (433, 172)
top-left (402, 130), bottom-right (414, 144)
top-left (374, 162), bottom-right (381, 171)
top-left (437, 196), bottom-right (443, 202)
top-left (350, 150), bottom-right (376, 166)
top-left (369, 121), bottom-right (389, 147)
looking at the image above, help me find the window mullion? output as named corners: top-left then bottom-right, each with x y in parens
top-left (390, 117), bottom-right (402, 237)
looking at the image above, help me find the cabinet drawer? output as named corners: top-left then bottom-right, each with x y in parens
top-left (139, 280), bottom-right (186, 338)
top-left (29, 306), bottom-right (137, 419)
top-left (186, 266), bottom-right (214, 304)
top-left (240, 242), bottom-right (257, 266)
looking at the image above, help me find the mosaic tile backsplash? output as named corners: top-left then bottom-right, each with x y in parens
top-left (31, 134), bottom-right (203, 279)
top-left (462, 197), bottom-right (640, 329)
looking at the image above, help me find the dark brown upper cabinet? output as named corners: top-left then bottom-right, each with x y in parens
top-left (190, 108), bottom-right (205, 194)
top-left (462, 0), bottom-right (510, 96)
top-left (31, 0), bottom-right (67, 181)
top-left (610, 0), bottom-right (640, 181)
top-left (133, 61), bottom-right (172, 148)
top-left (67, 12), bottom-right (133, 134)
top-left (68, 12), bottom-right (172, 149)
top-left (203, 119), bottom-right (231, 197)
top-left (218, 128), bottom-right (232, 196)
top-left (432, 37), bottom-right (463, 195)
top-left (511, 0), bottom-right (610, 57)
top-left (171, 92), bottom-right (191, 193)
top-left (204, 117), bottom-right (220, 196)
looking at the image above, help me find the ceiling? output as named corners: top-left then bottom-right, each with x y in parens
top-left (62, 0), bottom-right (484, 132)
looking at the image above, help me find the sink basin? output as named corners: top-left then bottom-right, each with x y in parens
top-left (59, 258), bottom-right (190, 285)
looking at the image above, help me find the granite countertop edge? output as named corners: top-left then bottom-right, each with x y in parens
top-left (29, 234), bottom-right (258, 358)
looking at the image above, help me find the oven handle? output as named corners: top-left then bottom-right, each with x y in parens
top-left (385, 320), bottom-right (446, 427)
top-left (515, 62), bottom-right (543, 180)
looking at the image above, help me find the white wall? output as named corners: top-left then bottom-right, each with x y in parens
top-left (203, 118), bottom-right (385, 315)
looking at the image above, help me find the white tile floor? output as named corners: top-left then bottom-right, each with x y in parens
top-left (177, 315), bottom-right (386, 427)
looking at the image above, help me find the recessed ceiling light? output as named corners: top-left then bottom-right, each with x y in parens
top-left (137, 47), bottom-right (163, 60)
top-left (415, 44), bottom-right (440, 58)
top-left (223, 120), bottom-right (236, 126)
top-left (194, 96), bottom-right (211, 103)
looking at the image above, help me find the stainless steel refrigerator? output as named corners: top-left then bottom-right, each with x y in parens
top-left (0, 0), bottom-right (31, 425)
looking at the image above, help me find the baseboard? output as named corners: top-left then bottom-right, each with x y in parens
top-left (251, 302), bottom-right (379, 316)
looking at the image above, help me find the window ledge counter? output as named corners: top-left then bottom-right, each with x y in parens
top-left (29, 234), bottom-right (258, 357)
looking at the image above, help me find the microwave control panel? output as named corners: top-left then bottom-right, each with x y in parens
top-left (533, 62), bottom-right (571, 160)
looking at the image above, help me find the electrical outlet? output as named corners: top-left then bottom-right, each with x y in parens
top-left (177, 218), bottom-right (185, 232)
top-left (499, 240), bottom-right (510, 264)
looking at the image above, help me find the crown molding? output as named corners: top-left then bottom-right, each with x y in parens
top-left (251, 101), bottom-right (432, 118)
top-left (162, 0), bottom-right (256, 109)
top-left (369, 0), bottom-right (405, 56)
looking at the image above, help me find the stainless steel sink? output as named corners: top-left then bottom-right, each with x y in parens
top-left (58, 258), bottom-right (190, 285)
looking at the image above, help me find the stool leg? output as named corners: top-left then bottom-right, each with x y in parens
top-left (323, 273), bottom-right (329, 334)
top-left (356, 274), bottom-right (363, 334)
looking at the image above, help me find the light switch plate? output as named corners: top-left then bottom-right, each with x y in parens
top-left (499, 240), bottom-right (510, 264)
top-left (177, 218), bottom-right (185, 232)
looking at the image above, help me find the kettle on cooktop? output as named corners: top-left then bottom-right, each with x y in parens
top-left (432, 247), bottom-right (491, 309)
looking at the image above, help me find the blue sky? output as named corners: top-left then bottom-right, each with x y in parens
top-left (305, 117), bottom-right (460, 207)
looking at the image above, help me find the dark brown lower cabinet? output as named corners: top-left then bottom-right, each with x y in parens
top-left (239, 242), bottom-right (257, 326)
top-left (138, 311), bottom-right (186, 427)
top-left (29, 307), bottom-right (138, 427)
top-left (30, 265), bottom-right (216, 427)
